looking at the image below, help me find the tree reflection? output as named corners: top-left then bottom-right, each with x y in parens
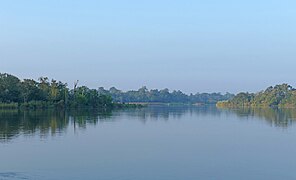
top-left (115, 105), bottom-right (223, 123)
top-left (222, 107), bottom-right (296, 128)
top-left (0, 109), bottom-right (112, 142)
top-left (1, 106), bottom-right (296, 142)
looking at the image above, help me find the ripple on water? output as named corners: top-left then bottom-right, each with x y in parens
top-left (0, 172), bottom-right (31, 180)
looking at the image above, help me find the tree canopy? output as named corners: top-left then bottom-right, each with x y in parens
top-left (0, 73), bottom-right (234, 109)
top-left (98, 86), bottom-right (233, 104)
top-left (0, 73), bottom-right (113, 109)
top-left (217, 84), bottom-right (296, 108)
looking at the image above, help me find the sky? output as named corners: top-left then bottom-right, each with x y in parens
top-left (1, 0), bottom-right (296, 94)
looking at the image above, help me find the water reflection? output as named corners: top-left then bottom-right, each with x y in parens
top-left (1, 106), bottom-right (296, 142)
top-left (116, 105), bottom-right (224, 122)
top-left (225, 107), bottom-right (296, 128)
top-left (0, 109), bottom-right (112, 142)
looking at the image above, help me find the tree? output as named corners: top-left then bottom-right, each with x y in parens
top-left (0, 73), bottom-right (22, 103)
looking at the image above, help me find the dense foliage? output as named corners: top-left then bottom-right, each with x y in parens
top-left (0, 73), bottom-right (113, 109)
top-left (0, 73), bottom-right (234, 109)
top-left (217, 84), bottom-right (296, 108)
top-left (98, 86), bottom-right (234, 104)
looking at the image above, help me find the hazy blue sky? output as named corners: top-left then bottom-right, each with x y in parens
top-left (1, 0), bottom-right (295, 93)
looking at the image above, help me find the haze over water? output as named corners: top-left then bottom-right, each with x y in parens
top-left (1, 1), bottom-right (296, 179)
top-left (1, 106), bottom-right (296, 180)
top-left (1, 1), bottom-right (296, 93)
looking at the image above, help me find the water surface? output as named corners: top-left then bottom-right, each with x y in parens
top-left (1, 106), bottom-right (296, 180)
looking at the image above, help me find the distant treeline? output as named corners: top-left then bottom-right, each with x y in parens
top-left (217, 84), bottom-right (296, 108)
top-left (97, 86), bottom-right (234, 104)
top-left (0, 73), bottom-right (234, 109)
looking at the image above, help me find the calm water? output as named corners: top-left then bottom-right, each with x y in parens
top-left (1, 105), bottom-right (296, 180)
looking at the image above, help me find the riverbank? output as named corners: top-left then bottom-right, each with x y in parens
top-left (0, 101), bottom-right (145, 110)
